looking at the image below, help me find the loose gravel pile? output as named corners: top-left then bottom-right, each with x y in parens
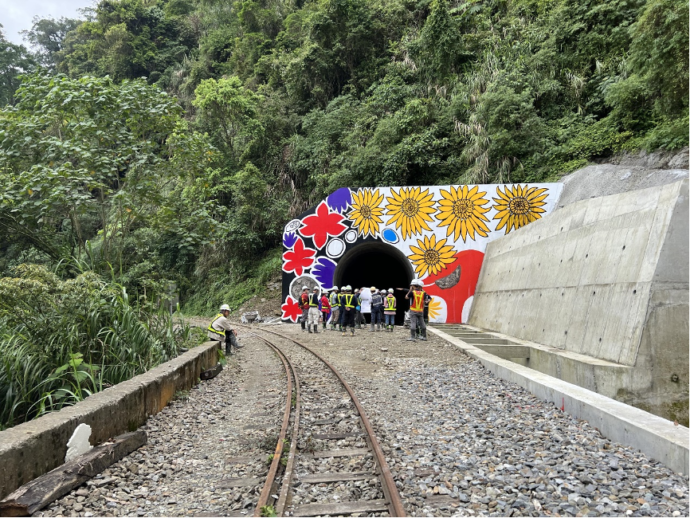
top-left (34, 322), bottom-right (688, 517)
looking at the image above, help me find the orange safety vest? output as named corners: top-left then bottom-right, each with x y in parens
top-left (410, 290), bottom-right (425, 312)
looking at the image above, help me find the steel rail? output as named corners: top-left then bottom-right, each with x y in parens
top-left (251, 335), bottom-right (294, 517)
top-left (247, 326), bottom-right (406, 518)
top-left (244, 331), bottom-right (301, 517)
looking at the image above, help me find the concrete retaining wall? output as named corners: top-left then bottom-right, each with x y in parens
top-left (469, 180), bottom-right (688, 423)
top-left (0, 342), bottom-right (219, 500)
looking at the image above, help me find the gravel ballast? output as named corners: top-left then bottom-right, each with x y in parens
top-left (34, 322), bottom-right (688, 517)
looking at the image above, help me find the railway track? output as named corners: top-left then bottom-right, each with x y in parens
top-left (237, 325), bottom-right (405, 517)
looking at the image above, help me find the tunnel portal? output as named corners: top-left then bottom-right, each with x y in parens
top-left (280, 185), bottom-right (563, 324)
top-left (334, 242), bottom-right (413, 325)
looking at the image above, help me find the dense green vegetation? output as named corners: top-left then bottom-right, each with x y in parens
top-left (0, 264), bottom-right (198, 429)
top-left (1, 0), bottom-right (685, 279)
top-left (0, 0), bottom-right (687, 424)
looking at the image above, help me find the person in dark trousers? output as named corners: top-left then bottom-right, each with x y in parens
top-left (370, 287), bottom-right (383, 331)
top-left (354, 288), bottom-right (365, 329)
top-left (328, 287), bottom-right (341, 331)
top-left (320, 289), bottom-right (331, 330)
top-left (383, 289), bottom-right (396, 332)
top-left (405, 280), bottom-right (429, 342)
top-left (207, 304), bottom-right (244, 354)
top-left (299, 286), bottom-right (309, 332)
top-left (340, 285), bottom-right (359, 336)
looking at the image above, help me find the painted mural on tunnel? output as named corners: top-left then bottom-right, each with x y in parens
top-left (281, 184), bottom-right (563, 324)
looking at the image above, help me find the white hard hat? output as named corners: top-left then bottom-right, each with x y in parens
top-left (388, 289), bottom-right (394, 293)
top-left (331, 286), bottom-right (339, 291)
top-left (220, 304), bottom-right (230, 311)
top-left (411, 279), bottom-right (423, 286)
top-left (302, 285), bottom-right (308, 290)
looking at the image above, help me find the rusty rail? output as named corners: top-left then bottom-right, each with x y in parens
top-left (244, 325), bottom-right (406, 517)
top-left (251, 335), bottom-right (293, 516)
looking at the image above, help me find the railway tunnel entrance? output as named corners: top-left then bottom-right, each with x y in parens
top-left (333, 242), bottom-right (413, 325)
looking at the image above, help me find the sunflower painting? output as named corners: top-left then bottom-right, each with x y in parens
top-left (427, 297), bottom-right (444, 321)
top-left (408, 234), bottom-right (456, 277)
top-left (493, 185), bottom-right (549, 234)
top-left (348, 188), bottom-right (385, 237)
top-left (385, 187), bottom-right (436, 240)
top-left (283, 182), bottom-right (561, 325)
top-left (436, 185), bottom-right (491, 242)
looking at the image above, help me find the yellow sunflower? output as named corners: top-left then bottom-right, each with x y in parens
top-left (493, 185), bottom-right (549, 234)
top-left (385, 187), bottom-right (436, 240)
top-left (348, 188), bottom-right (385, 237)
top-left (408, 234), bottom-right (456, 277)
top-left (427, 297), bottom-right (443, 321)
top-left (436, 185), bottom-right (491, 242)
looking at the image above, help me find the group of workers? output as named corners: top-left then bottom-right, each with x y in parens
top-left (206, 280), bottom-right (432, 352)
top-left (298, 279), bottom-right (430, 341)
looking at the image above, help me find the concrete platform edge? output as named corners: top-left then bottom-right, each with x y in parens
top-left (428, 326), bottom-right (689, 476)
top-left (0, 341), bottom-right (220, 500)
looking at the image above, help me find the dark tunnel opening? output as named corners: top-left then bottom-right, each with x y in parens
top-left (334, 242), bottom-right (414, 325)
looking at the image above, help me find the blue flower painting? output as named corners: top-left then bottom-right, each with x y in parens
top-left (326, 188), bottom-right (352, 213)
top-left (283, 232), bottom-right (298, 249)
top-left (311, 257), bottom-right (337, 288)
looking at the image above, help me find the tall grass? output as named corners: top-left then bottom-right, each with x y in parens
top-left (0, 264), bottom-right (193, 430)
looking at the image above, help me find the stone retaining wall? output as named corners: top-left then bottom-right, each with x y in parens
top-left (0, 342), bottom-right (219, 500)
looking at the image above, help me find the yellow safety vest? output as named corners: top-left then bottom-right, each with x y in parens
top-left (309, 293), bottom-right (319, 307)
top-left (207, 313), bottom-right (225, 336)
top-left (343, 294), bottom-right (356, 308)
top-left (410, 291), bottom-right (425, 312)
top-left (385, 296), bottom-right (396, 311)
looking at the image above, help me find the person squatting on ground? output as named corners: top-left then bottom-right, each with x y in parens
top-left (207, 304), bottom-right (244, 354)
top-left (320, 289), bottom-right (331, 330)
top-left (307, 286), bottom-right (321, 333)
top-left (340, 285), bottom-right (360, 336)
top-left (370, 287), bottom-right (384, 331)
top-left (405, 280), bottom-right (429, 341)
top-left (328, 287), bottom-right (341, 331)
top-left (299, 286), bottom-right (310, 332)
top-left (383, 289), bottom-right (396, 332)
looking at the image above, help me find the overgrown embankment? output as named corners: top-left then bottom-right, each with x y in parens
top-left (0, 265), bottom-right (198, 430)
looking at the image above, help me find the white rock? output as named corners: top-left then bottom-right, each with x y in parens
top-left (65, 424), bottom-right (93, 462)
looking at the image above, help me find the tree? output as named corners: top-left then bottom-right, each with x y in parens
top-left (628, 0), bottom-right (688, 115)
top-left (0, 73), bottom-right (219, 276)
top-left (21, 16), bottom-right (82, 70)
top-left (0, 26), bottom-right (35, 106)
top-left (193, 76), bottom-right (264, 163)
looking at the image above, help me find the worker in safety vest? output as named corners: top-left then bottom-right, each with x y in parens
top-left (328, 287), bottom-right (341, 331)
top-left (307, 286), bottom-right (321, 333)
top-left (320, 290), bottom-right (331, 331)
top-left (340, 285), bottom-right (359, 336)
top-left (383, 289), bottom-right (397, 332)
top-left (405, 280), bottom-right (429, 342)
top-left (208, 304), bottom-right (244, 354)
top-left (299, 286), bottom-right (310, 332)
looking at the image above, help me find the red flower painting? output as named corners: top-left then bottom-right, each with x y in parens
top-left (299, 201), bottom-right (348, 249)
top-left (281, 296), bottom-right (302, 322)
top-left (282, 237), bottom-right (316, 276)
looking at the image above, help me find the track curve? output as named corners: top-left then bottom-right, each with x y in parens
top-left (239, 325), bottom-right (406, 517)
